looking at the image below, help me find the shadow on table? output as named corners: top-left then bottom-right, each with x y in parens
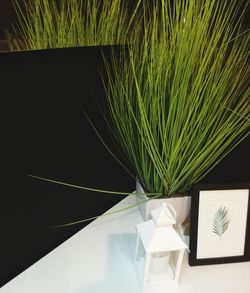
top-left (74, 233), bottom-right (141, 293)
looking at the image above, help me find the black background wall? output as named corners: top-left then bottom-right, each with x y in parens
top-left (0, 0), bottom-right (249, 289)
top-left (0, 46), bottom-right (135, 287)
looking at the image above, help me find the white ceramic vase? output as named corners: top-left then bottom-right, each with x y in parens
top-left (136, 181), bottom-right (191, 225)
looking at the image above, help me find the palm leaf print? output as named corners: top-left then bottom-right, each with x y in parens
top-left (212, 206), bottom-right (230, 238)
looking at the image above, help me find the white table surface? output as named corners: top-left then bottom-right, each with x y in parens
top-left (1, 194), bottom-right (250, 293)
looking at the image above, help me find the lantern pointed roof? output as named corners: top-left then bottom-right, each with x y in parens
top-left (136, 204), bottom-right (188, 253)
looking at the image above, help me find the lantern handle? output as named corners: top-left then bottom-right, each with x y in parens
top-left (163, 203), bottom-right (177, 220)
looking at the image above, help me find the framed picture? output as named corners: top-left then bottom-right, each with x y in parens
top-left (189, 183), bottom-right (250, 266)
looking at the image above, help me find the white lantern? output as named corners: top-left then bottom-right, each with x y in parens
top-left (134, 203), bottom-right (188, 289)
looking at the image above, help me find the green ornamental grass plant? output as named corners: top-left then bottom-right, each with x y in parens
top-left (6, 0), bottom-right (140, 50)
top-left (25, 0), bottom-right (250, 226)
top-left (103, 0), bottom-right (250, 197)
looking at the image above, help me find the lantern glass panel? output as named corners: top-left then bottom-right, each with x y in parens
top-left (135, 237), bottom-right (146, 280)
top-left (148, 251), bottom-right (174, 283)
